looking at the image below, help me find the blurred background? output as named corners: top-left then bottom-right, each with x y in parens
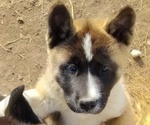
top-left (0, 0), bottom-right (149, 124)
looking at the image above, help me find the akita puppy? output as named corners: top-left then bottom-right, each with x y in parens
top-left (0, 3), bottom-right (136, 125)
top-left (0, 85), bottom-right (43, 125)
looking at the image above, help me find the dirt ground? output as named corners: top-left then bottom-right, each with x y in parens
top-left (0, 0), bottom-right (150, 124)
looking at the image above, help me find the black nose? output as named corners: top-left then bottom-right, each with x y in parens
top-left (80, 101), bottom-right (97, 111)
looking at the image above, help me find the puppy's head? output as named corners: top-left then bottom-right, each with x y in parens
top-left (46, 3), bottom-right (135, 114)
top-left (4, 85), bottom-right (41, 124)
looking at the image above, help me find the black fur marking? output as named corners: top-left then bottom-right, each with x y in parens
top-left (90, 53), bottom-right (118, 92)
top-left (48, 3), bottom-right (74, 48)
top-left (57, 56), bottom-right (84, 96)
top-left (5, 85), bottom-right (41, 124)
top-left (106, 6), bottom-right (136, 45)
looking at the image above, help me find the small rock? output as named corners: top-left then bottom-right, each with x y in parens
top-left (8, 47), bottom-right (12, 50)
top-left (28, 8), bottom-right (32, 11)
top-left (130, 49), bottom-right (142, 58)
top-left (2, 14), bottom-right (5, 17)
top-left (18, 75), bottom-right (24, 81)
top-left (17, 17), bottom-right (24, 24)
top-left (147, 40), bottom-right (150, 46)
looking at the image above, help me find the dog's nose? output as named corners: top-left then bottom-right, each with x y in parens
top-left (80, 100), bottom-right (97, 111)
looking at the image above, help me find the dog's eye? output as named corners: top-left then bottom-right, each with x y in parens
top-left (67, 64), bottom-right (78, 74)
top-left (101, 65), bottom-right (111, 72)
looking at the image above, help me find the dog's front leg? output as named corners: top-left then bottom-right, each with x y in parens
top-left (105, 103), bottom-right (135, 125)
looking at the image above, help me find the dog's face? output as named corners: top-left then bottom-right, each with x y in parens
top-left (46, 3), bottom-right (135, 114)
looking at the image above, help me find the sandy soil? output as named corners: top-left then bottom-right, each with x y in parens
top-left (0, 0), bottom-right (150, 124)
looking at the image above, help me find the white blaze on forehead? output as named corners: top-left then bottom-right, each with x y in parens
top-left (87, 71), bottom-right (100, 100)
top-left (82, 33), bottom-right (93, 61)
top-left (82, 33), bottom-right (100, 100)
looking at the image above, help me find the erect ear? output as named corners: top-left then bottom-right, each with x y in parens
top-left (48, 3), bottom-right (74, 48)
top-left (5, 85), bottom-right (41, 124)
top-left (105, 6), bottom-right (136, 45)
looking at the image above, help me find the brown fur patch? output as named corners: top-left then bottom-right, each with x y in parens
top-left (0, 95), bottom-right (6, 101)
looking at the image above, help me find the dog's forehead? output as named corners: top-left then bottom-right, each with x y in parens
top-left (66, 20), bottom-right (114, 61)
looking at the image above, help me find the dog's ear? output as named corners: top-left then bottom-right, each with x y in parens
top-left (48, 3), bottom-right (74, 49)
top-left (105, 6), bottom-right (136, 45)
top-left (5, 85), bottom-right (41, 124)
